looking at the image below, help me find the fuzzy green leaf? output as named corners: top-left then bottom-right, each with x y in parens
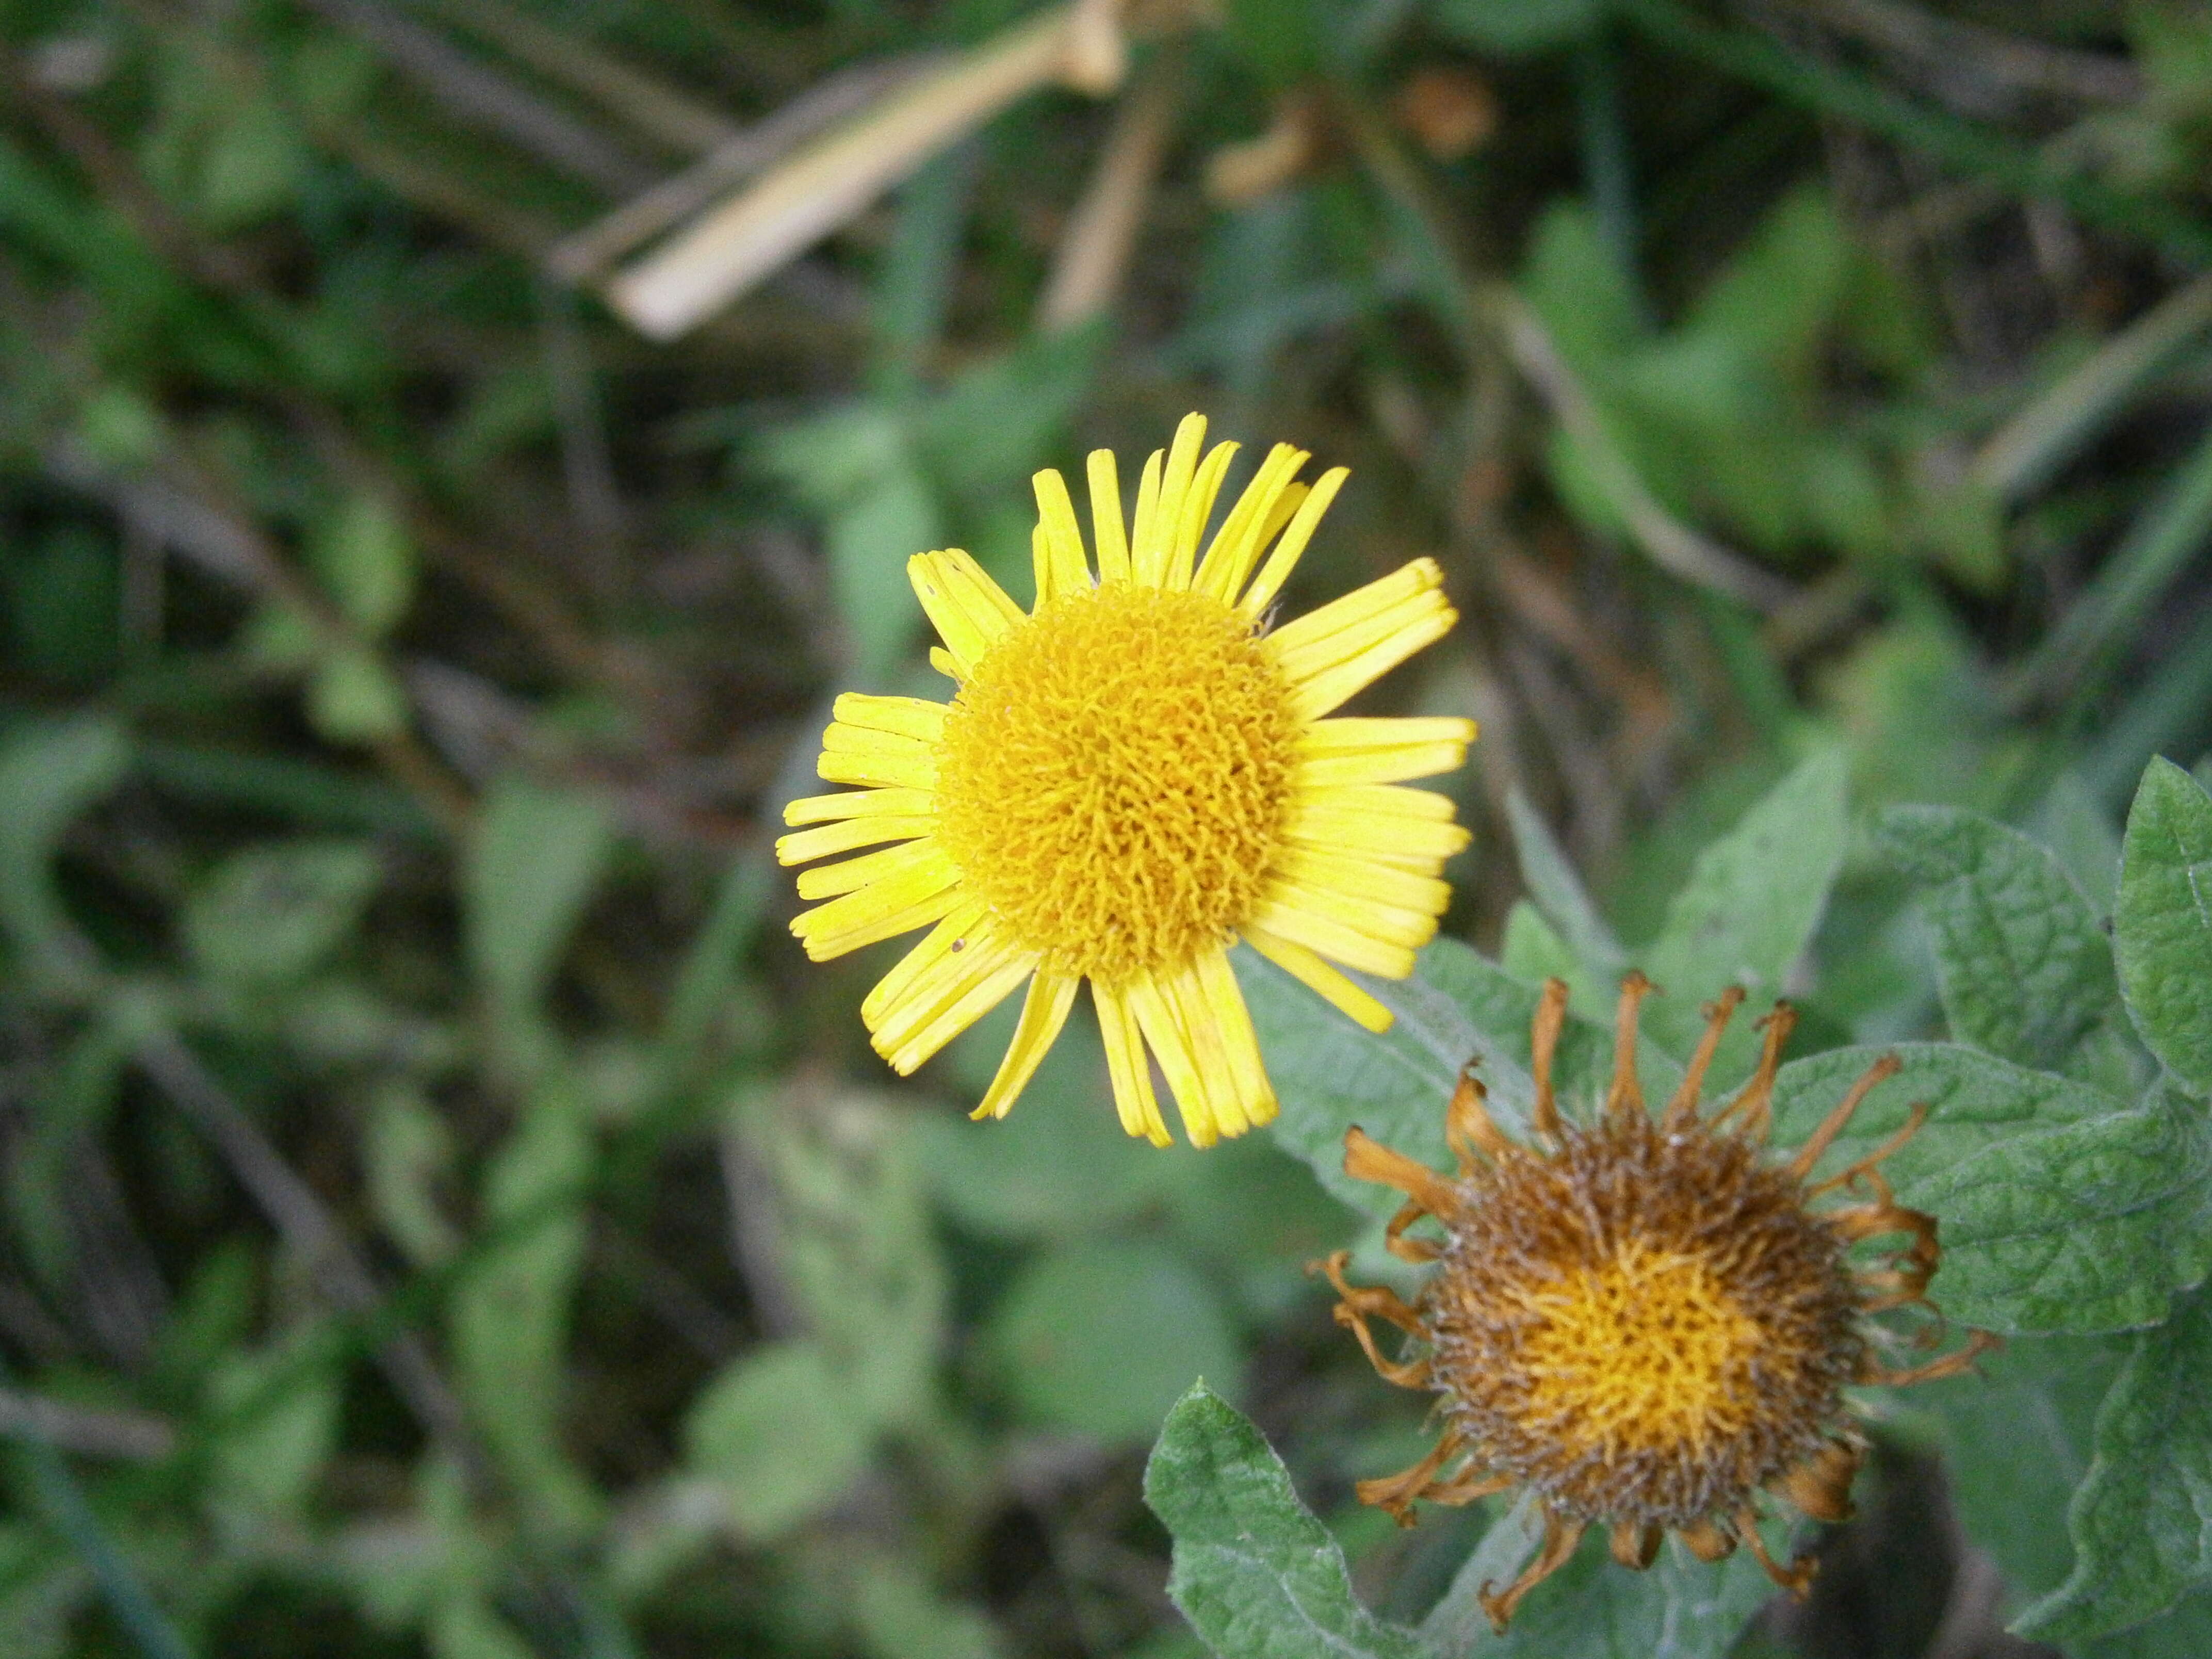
top-left (1144, 1384), bottom-right (1427, 1659)
top-left (2018, 1280), bottom-right (2212, 1644)
top-left (449, 1077), bottom-right (597, 1534)
top-left (685, 1338), bottom-right (873, 1542)
top-left (1877, 804), bottom-right (2124, 1076)
top-left (1641, 750), bottom-right (1849, 1081)
top-left (2114, 758), bottom-right (2212, 1092)
top-left (1241, 938), bottom-right (1664, 1222)
top-left (991, 1240), bottom-right (1240, 1443)
top-left (1420, 1500), bottom-right (1775, 1659)
top-left (464, 776), bottom-right (615, 1073)
top-left (1919, 1331), bottom-right (2127, 1605)
top-left (1770, 1050), bottom-right (2212, 1332)
top-left (183, 840), bottom-right (380, 987)
top-left (1505, 788), bottom-right (1625, 990)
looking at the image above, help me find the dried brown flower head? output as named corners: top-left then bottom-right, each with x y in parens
top-left (1319, 974), bottom-right (1996, 1630)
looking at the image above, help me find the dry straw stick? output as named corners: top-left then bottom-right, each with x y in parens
top-left (607, 0), bottom-right (1129, 340)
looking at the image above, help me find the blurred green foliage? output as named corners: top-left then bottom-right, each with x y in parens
top-left (2, 0), bottom-right (2211, 1655)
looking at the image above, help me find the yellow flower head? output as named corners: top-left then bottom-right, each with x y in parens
top-left (778, 413), bottom-right (1476, 1147)
top-left (1321, 974), bottom-right (1997, 1630)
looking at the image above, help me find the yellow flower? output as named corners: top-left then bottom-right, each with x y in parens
top-left (1320, 974), bottom-right (1996, 1629)
top-left (778, 413), bottom-right (1476, 1147)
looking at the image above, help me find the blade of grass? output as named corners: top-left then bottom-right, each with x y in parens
top-left (2084, 599), bottom-right (2212, 807)
top-left (1974, 273), bottom-right (2212, 503)
top-left (2010, 421), bottom-right (2212, 707)
top-left (548, 56), bottom-right (937, 282)
top-left (605, 3), bottom-right (1115, 339)
top-left (0, 1356), bottom-right (191, 1659)
top-left (1617, 0), bottom-right (2212, 268)
top-left (425, 0), bottom-right (739, 156)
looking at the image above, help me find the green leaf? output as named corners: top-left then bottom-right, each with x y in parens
top-left (463, 776), bottom-right (615, 1067)
top-left (1499, 902), bottom-right (1586, 998)
top-left (684, 1339), bottom-right (873, 1541)
top-left (1770, 1050), bottom-right (2212, 1332)
top-left (1877, 805), bottom-right (2125, 1077)
top-left (0, 714), bottom-right (129, 991)
top-left (304, 646), bottom-right (409, 744)
top-left (990, 1240), bottom-right (1240, 1443)
top-left (207, 1333), bottom-right (342, 1517)
top-left (2018, 1279), bottom-right (2212, 1644)
top-left (2114, 758), bottom-right (2212, 1092)
top-left (1420, 1499), bottom-right (1775, 1658)
top-left (307, 493), bottom-right (415, 638)
top-left (1640, 750), bottom-right (1849, 1082)
top-left (749, 1086), bottom-right (947, 1431)
top-left (912, 997), bottom-right (1179, 1239)
top-left (1243, 937), bottom-right (1674, 1222)
top-left (2078, 1588), bottom-right (2212, 1659)
top-left (1505, 788), bottom-right (1625, 993)
top-left (449, 1079), bottom-right (597, 1533)
top-left (182, 840), bottom-right (380, 987)
top-left (1917, 1331), bottom-right (2127, 1606)
top-left (850, 1556), bottom-right (1005, 1659)
top-left (365, 1080), bottom-right (460, 1269)
top-left (758, 404), bottom-right (939, 686)
top-left (1144, 1384), bottom-right (1427, 1659)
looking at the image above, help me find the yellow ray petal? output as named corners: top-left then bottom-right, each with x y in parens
top-left (1194, 443), bottom-right (1306, 601)
top-left (1241, 926), bottom-right (1393, 1032)
top-left (1266, 559), bottom-right (1443, 673)
top-left (861, 896), bottom-right (992, 1026)
top-left (1161, 955), bottom-right (1247, 1138)
top-left (818, 745), bottom-right (937, 792)
top-left (879, 950), bottom-right (1037, 1075)
top-left (832, 692), bottom-right (949, 743)
top-left (1166, 440), bottom-right (1238, 591)
top-left (790, 847), bottom-right (962, 959)
top-left (1248, 892), bottom-right (1418, 979)
top-left (794, 834), bottom-right (947, 901)
top-left (970, 969), bottom-right (1080, 1120)
top-left (1282, 806), bottom-right (1472, 870)
top-left (1299, 716), bottom-right (1478, 752)
top-left (1192, 945), bottom-right (1277, 1129)
top-left (1096, 979), bottom-right (1170, 1146)
top-left (1087, 448), bottom-right (1131, 582)
top-left (1135, 414), bottom-right (1207, 585)
top-left (1300, 784), bottom-right (1461, 822)
top-left (1128, 448), bottom-right (1165, 582)
top-left (785, 786), bottom-right (935, 826)
top-left (1126, 966), bottom-right (1217, 1147)
top-left (1264, 874), bottom-right (1439, 951)
top-left (1238, 465), bottom-right (1347, 616)
top-left (1272, 846), bottom-right (1453, 917)
top-left (1031, 466), bottom-right (1091, 605)
top-left (870, 919), bottom-right (1023, 1055)
top-left (776, 813), bottom-right (935, 866)
top-left (908, 548), bottom-right (1023, 673)
top-left (1287, 599), bottom-right (1457, 721)
top-left (1292, 740), bottom-right (1473, 790)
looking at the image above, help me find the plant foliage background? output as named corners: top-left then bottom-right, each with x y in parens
top-left (2, 0), bottom-right (2211, 1656)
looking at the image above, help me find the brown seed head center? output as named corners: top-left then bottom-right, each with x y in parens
top-left (1514, 1240), bottom-right (1765, 1459)
top-left (1425, 1112), bottom-right (1863, 1526)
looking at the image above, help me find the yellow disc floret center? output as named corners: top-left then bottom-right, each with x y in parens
top-left (934, 580), bottom-right (1299, 983)
top-left (1514, 1240), bottom-right (1765, 1459)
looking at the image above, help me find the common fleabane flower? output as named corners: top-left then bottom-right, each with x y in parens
top-left (778, 414), bottom-right (1476, 1147)
top-left (1320, 975), bottom-right (1996, 1629)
